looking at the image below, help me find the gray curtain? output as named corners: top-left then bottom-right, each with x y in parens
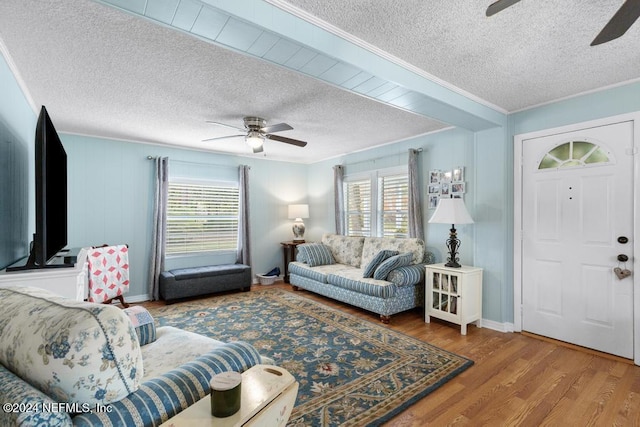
top-left (149, 156), bottom-right (168, 300)
top-left (408, 149), bottom-right (424, 239)
top-left (333, 165), bottom-right (345, 235)
top-left (236, 165), bottom-right (251, 267)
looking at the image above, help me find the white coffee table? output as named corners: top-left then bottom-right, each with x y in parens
top-left (160, 364), bottom-right (298, 427)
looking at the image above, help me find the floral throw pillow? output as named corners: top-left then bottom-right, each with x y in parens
top-left (362, 250), bottom-right (399, 278)
top-left (373, 252), bottom-right (414, 280)
top-left (0, 286), bottom-right (143, 406)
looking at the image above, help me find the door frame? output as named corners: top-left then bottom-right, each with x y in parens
top-left (513, 112), bottom-right (640, 365)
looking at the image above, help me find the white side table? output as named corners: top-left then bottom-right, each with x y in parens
top-left (425, 263), bottom-right (483, 335)
top-left (160, 365), bottom-right (298, 427)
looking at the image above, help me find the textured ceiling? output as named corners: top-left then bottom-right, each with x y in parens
top-left (283, 0), bottom-right (640, 112)
top-left (0, 0), bottom-right (638, 163)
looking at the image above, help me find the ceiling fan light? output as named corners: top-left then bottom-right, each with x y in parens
top-left (245, 131), bottom-right (264, 149)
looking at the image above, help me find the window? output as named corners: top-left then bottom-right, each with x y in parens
top-left (166, 180), bottom-right (239, 255)
top-left (344, 168), bottom-right (408, 238)
top-left (379, 174), bottom-right (409, 237)
top-left (538, 140), bottom-right (611, 170)
top-left (345, 178), bottom-right (372, 237)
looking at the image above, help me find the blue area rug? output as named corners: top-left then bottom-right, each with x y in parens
top-left (150, 288), bottom-right (473, 426)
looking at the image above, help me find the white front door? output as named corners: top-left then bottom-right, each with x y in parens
top-left (521, 120), bottom-right (634, 358)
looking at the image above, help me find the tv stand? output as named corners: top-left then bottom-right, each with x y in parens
top-left (6, 247), bottom-right (80, 272)
top-left (0, 248), bottom-right (88, 301)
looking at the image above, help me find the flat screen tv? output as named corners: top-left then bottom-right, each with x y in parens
top-left (7, 106), bottom-right (69, 271)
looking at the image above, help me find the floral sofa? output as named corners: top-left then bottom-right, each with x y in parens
top-left (0, 286), bottom-right (269, 427)
top-left (289, 233), bottom-right (434, 323)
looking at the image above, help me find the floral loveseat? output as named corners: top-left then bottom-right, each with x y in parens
top-left (289, 233), bottom-right (434, 323)
top-left (0, 286), bottom-right (269, 427)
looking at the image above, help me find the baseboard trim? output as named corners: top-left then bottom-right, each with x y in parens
top-left (125, 293), bottom-right (150, 303)
top-left (481, 318), bottom-right (515, 333)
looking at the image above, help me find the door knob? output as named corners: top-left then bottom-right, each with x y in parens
top-left (617, 236), bottom-right (629, 244)
top-left (617, 254), bottom-right (629, 262)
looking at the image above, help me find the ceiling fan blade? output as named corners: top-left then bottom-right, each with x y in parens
top-left (252, 144), bottom-right (264, 154)
top-left (206, 120), bottom-right (246, 132)
top-left (260, 122), bottom-right (293, 134)
top-left (591, 0), bottom-right (640, 46)
top-left (266, 134), bottom-right (307, 147)
top-left (486, 0), bottom-right (521, 17)
top-left (201, 134), bottom-right (244, 142)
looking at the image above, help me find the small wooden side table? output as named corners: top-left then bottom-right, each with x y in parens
top-left (280, 241), bottom-right (305, 283)
top-left (160, 365), bottom-right (298, 427)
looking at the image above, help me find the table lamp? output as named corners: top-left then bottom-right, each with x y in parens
top-left (288, 204), bottom-right (309, 242)
top-left (428, 198), bottom-right (474, 268)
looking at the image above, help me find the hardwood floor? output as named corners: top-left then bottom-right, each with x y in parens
top-left (146, 283), bottom-right (640, 426)
top-left (268, 283), bottom-right (639, 426)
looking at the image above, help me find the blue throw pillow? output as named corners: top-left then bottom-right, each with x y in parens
top-left (373, 252), bottom-right (414, 280)
top-left (387, 264), bottom-right (425, 286)
top-left (362, 250), bottom-right (399, 278)
top-left (298, 243), bottom-right (335, 267)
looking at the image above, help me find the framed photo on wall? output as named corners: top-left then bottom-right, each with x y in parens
top-left (452, 166), bottom-right (464, 182)
top-left (440, 182), bottom-right (450, 196)
top-left (451, 182), bottom-right (466, 194)
top-left (428, 166), bottom-right (467, 208)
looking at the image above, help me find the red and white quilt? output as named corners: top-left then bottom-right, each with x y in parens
top-left (88, 245), bottom-right (130, 303)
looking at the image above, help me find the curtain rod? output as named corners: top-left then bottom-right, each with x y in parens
top-left (338, 147), bottom-right (422, 167)
top-left (146, 156), bottom-right (243, 170)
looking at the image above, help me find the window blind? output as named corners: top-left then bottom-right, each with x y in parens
top-left (166, 181), bottom-right (239, 254)
top-left (344, 170), bottom-right (409, 238)
top-left (345, 178), bottom-right (371, 237)
top-left (379, 174), bottom-right (409, 238)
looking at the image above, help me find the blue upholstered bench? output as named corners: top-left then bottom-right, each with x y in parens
top-left (159, 264), bottom-right (251, 303)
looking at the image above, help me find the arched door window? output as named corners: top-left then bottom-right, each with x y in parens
top-left (537, 140), bottom-right (612, 170)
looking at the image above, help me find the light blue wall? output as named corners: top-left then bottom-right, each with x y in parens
top-left (510, 81), bottom-right (640, 135)
top-left (506, 81), bottom-right (640, 324)
top-left (58, 81), bottom-right (640, 319)
top-left (307, 129), bottom-right (476, 264)
top-left (474, 126), bottom-right (511, 324)
top-left (0, 51), bottom-right (36, 268)
top-left (454, 81), bottom-right (638, 325)
top-left (306, 81), bottom-right (640, 325)
top-left (62, 134), bottom-right (309, 299)
top-left (3, 46), bottom-right (638, 322)
top-left (0, 55), bottom-right (35, 146)
top-left (306, 126), bottom-right (511, 324)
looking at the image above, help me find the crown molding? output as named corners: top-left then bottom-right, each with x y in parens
top-left (0, 34), bottom-right (37, 114)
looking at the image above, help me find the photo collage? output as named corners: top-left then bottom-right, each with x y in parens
top-left (428, 167), bottom-right (466, 209)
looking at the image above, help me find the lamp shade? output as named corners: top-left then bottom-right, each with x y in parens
top-left (428, 198), bottom-right (474, 225)
top-left (288, 204), bottom-right (309, 219)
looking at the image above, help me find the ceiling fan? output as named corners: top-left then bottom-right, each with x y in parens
top-left (203, 116), bottom-right (307, 153)
top-left (486, 0), bottom-right (640, 46)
